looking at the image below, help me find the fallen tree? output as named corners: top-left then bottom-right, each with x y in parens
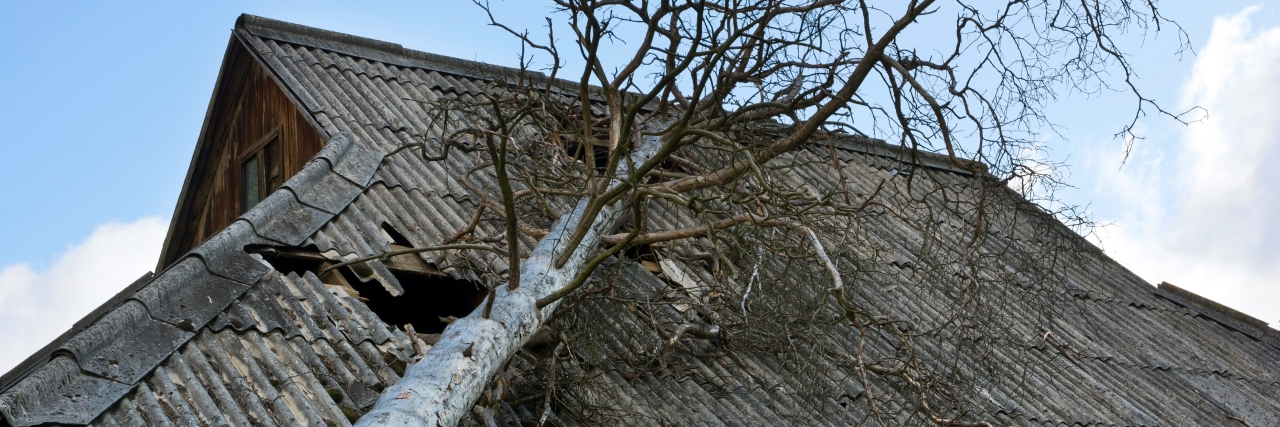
top-left (353, 0), bottom-right (1191, 425)
top-left (359, 135), bottom-right (661, 425)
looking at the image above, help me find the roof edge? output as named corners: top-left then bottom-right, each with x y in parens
top-left (0, 272), bottom-right (154, 394)
top-left (236, 14), bottom-right (991, 179)
top-left (828, 133), bottom-right (986, 177)
top-left (1155, 281), bottom-right (1271, 339)
top-left (237, 14), bottom-right (549, 85)
top-left (156, 34), bottom-right (247, 271)
top-left (751, 122), bottom-right (986, 176)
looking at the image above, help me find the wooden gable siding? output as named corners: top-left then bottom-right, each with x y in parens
top-left (194, 48), bottom-right (324, 239)
top-left (159, 38), bottom-right (324, 268)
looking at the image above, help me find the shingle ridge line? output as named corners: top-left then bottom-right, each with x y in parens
top-left (239, 14), bottom-right (404, 60)
top-left (277, 186), bottom-right (338, 215)
top-left (1155, 281), bottom-right (1273, 334)
top-left (246, 13), bottom-right (987, 180)
top-left (237, 14), bottom-right (555, 87)
top-left (381, 183), bottom-right (470, 200)
top-left (181, 245), bottom-right (272, 285)
top-left (231, 217), bottom-right (284, 246)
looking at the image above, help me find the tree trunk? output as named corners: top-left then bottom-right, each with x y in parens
top-left (355, 136), bottom-right (660, 426)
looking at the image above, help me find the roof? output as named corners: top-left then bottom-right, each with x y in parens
top-left (3, 13), bottom-right (1278, 427)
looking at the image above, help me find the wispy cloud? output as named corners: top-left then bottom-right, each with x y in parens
top-left (1091, 6), bottom-right (1280, 327)
top-left (0, 217), bottom-right (168, 374)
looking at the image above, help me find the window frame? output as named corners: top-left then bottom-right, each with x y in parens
top-left (238, 126), bottom-right (284, 213)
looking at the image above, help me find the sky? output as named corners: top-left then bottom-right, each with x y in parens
top-left (1, 1), bottom-right (1278, 373)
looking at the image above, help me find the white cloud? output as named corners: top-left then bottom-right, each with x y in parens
top-left (0, 217), bottom-right (168, 374)
top-left (1091, 6), bottom-right (1280, 327)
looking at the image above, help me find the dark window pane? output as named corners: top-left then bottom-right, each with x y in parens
top-left (264, 137), bottom-right (283, 193)
top-left (243, 155), bottom-right (260, 212)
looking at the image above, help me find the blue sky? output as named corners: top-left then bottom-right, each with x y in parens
top-left (2, 1), bottom-right (1279, 372)
top-left (0, 1), bottom-right (554, 267)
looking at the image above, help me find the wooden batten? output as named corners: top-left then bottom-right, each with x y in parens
top-left (158, 36), bottom-right (325, 269)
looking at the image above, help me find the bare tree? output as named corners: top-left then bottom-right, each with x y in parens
top-left (353, 1), bottom-right (1191, 425)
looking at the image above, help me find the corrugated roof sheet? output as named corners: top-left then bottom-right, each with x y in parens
top-left (2, 13), bottom-right (1277, 427)
top-left (0, 132), bottom-right (404, 426)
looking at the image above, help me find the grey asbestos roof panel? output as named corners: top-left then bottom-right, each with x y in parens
top-left (133, 257), bottom-right (248, 329)
top-left (241, 188), bottom-right (335, 246)
top-left (0, 356), bottom-right (132, 426)
top-left (59, 300), bottom-right (193, 385)
top-left (80, 271), bottom-right (413, 427)
top-left (233, 26), bottom-right (1274, 424)
top-left (0, 112), bottom-right (411, 426)
top-left (190, 220), bottom-right (274, 284)
top-left (285, 158), bottom-right (366, 214)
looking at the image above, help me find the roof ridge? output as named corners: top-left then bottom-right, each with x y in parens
top-left (237, 14), bottom-right (992, 178)
top-left (1155, 281), bottom-right (1274, 339)
top-left (238, 14), bottom-right (403, 57)
top-left (828, 132), bottom-right (986, 176)
top-left (237, 14), bottom-right (544, 85)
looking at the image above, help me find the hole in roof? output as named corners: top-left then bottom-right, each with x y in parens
top-left (565, 140), bottom-right (609, 173)
top-left (336, 265), bottom-right (486, 334)
top-left (247, 242), bottom-right (487, 334)
top-left (621, 241), bottom-right (661, 274)
top-left (645, 156), bottom-right (693, 184)
top-left (660, 156), bottom-right (689, 174)
top-left (247, 244), bottom-right (329, 277)
top-left (381, 222), bottom-right (414, 247)
top-left (555, 104), bottom-right (610, 173)
top-left (356, 225), bottom-right (486, 333)
top-left (622, 242), bottom-right (704, 304)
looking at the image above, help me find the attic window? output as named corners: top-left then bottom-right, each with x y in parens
top-left (241, 129), bottom-right (284, 213)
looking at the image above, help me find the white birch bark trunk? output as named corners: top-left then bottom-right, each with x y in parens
top-left (355, 136), bottom-right (661, 426)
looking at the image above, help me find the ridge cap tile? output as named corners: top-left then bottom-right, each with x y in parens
top-left (0, 356), bottom-right (132, 426)
top-left (238, 13), bottom-right (543, 85)
top-left (328, 134), bottom-right (382, 187)
top-left (189, 220), bottom-right (273, 285)
top-left (132, 256), bottom-right (249, 332)
top-left (56, 300), bottom-right (192, 385)
top-left (234, 133), bottom-right (377, 247)
top-left (241, 187), bottom-right (335, 246)
top-left (1155, 281), bottom-right (1270, 340)
top-left (285, 158), bottom-right (365, 214)
top-left (314, 131), bottom-right (353, 166)
top-left (0, 272), bottom-right (154, 394)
